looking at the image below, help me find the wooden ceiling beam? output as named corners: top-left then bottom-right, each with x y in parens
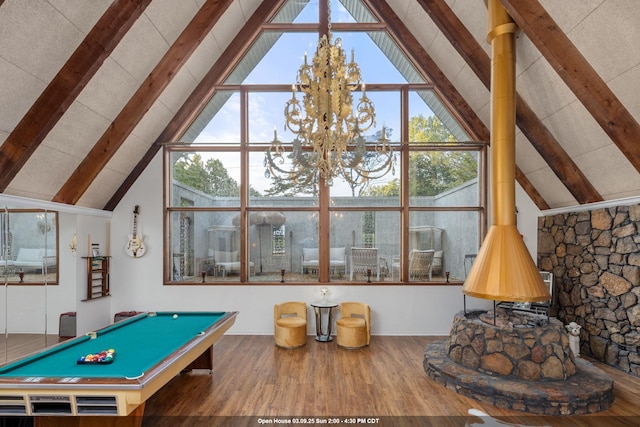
top-left (501, 0), bottom-right (640, 174)
top-left (365, 0), bottom-right (549, 210)
top-left (104, 0), bottom-right (287, 210)
top-left (53, 0), bottom-right (235, 205)
top-left (0, 0), bottom-right (151, 191)
top-left (417, 0), bottom-right (602, 205)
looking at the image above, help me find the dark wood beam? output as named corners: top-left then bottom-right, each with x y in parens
top-left (365, 0), bottom-right (549, 210)
top-left (104, 0), bottom-right (287, 210)
top-left (0, 0), bottom-right (151, 191)
top-left (516, 168), bottom-right (550, 210)
top-left (417, 0), bottom-right (603, 205)
top-left (501, 0), bottom-right (640, 174)
top-left (53, 0), bottom-right (235, 205)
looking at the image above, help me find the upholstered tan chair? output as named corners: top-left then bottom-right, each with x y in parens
top-left (274, 301), bottom-right (307, 349)
top-left (336, 302), bottom-right (371, 349)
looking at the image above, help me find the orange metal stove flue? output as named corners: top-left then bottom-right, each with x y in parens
top-left (463, 0), bottom-right (550, 303)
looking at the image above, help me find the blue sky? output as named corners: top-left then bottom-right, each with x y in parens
top-left (191, 0), bottom-right (438, 196)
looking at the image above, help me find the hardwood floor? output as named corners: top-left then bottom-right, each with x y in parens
top-left (0, 334), bottom-right (59, 365)
top-left (2, 334), bottom-right (640, 426)
top-left (142, 335), bottom-right (640, 426)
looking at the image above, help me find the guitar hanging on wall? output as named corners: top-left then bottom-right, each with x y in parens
top-left (126, 205), bottom-right (146, 258)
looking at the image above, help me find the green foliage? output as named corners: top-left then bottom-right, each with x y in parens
top-left (409, 115), bottom-right (457, 143)
top-left (365, 114), bottom-right (477, 197)
top-left (263, 169), bottom-right (319, 197)
top-left (173, 153), bottom-right (241, 197)
top-left (366, 179), bottom-right (399, 197)
top-left (408, 151), bottom-right (477, 196)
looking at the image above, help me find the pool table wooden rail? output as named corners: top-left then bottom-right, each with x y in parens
top-left (0, 311), bottom-right (238, 424)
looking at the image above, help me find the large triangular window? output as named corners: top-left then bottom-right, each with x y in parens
top-left (165, 0), bottom-right (485, 285)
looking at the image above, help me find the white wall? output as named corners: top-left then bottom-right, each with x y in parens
top-left (74, 214), bottom-right (112, 335)
top-left (105, 153), bottom-right (496, 336)
top-left (516, 183), bottom-right (542, 259)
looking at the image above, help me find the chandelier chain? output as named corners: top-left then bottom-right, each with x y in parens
top-left (327, 0), bottom-right (331, 35)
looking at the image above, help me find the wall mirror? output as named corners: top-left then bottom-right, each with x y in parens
top-left (1, 208), bottom-right (58, 285)
top-left (1, 207), bottom-right (59, 364)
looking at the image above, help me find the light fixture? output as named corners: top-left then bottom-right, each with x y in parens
top-left (264, 1), bottom-right (394, 187)
top-left (36, 213), bottom-right (51, 234)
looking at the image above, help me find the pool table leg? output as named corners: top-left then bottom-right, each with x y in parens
top-left (182, 345), bottom-right (214, 373)
top-left (34, 402), bottom-right (145, 426)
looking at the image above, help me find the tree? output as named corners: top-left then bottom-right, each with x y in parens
top-left (408, 151), bottom-right (477, 196)
top-left (366, 178), bottom-right (399, 197)
top-left (409, 115), bottom-right (456, 143)
top-left (365, 114), bottom-right (477, 196)
top-left (173, 153), bottom-right (242, 197)
top-left (349, 128), bottom-right (397, 197)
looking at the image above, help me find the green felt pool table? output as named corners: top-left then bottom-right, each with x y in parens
top-left (0, 311), bottom-right (237, 426)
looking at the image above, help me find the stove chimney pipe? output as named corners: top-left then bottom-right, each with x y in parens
top-left (462, 0), bottom-right (550, 302)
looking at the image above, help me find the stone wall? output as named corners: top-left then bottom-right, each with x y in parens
top-left (446, 312), bottom-right (576, 381)
top-left (537, 204), bottom-right (640, 377)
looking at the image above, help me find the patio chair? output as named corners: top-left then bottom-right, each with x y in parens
top-left (391, 249), bottom-right (435, 281)
top-left (350, 247), bottom-right (380, 281)
top-left (408, 249), bottom-right (435, 280)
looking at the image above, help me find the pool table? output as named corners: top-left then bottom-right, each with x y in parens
top-left (0, 311), bottom-right (237, 426)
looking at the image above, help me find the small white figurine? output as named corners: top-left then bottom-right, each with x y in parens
top-left (565, 321), bottom-right (581, 356)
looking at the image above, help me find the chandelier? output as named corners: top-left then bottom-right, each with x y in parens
top-left (264, 4), bottom-right (395, 187)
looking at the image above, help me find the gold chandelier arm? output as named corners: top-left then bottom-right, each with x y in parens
top-left (354, 96), bottom-right (375, 132)
top-left (284, 97), bottom-right (303, 135)
top-left (264, 143), bottom-right (318, 185)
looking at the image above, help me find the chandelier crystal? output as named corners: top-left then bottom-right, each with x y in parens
top-left (264, 12), bottom-right (394, 187)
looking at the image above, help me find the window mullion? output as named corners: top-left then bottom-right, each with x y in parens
top-left (240, 87), bottom-right (249, 282)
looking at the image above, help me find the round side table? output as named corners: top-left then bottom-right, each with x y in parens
top-left (310, 301), bottom-right (338, 342)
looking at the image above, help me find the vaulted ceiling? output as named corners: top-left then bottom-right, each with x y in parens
top-left (1, 0), bottom-right (639, 211)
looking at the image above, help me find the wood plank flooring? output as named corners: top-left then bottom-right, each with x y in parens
top-left (0, 334), bottom-right (59, 365)
top-left (2, 334), bottom-right (640, 426)
top-left (142, 335), bottom-right (640, 426)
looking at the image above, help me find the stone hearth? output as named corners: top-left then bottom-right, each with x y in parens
top-left (424, 311), bottom-right (614, 415)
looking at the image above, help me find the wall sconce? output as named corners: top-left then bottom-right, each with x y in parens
top-left (69, 234), bottom-right (77, 255)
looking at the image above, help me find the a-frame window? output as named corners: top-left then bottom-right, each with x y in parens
top-left (164, 0), bottom-right (486, 285)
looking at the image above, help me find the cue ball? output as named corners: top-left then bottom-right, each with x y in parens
top-left (173, 314), bottom-right (178, 319)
